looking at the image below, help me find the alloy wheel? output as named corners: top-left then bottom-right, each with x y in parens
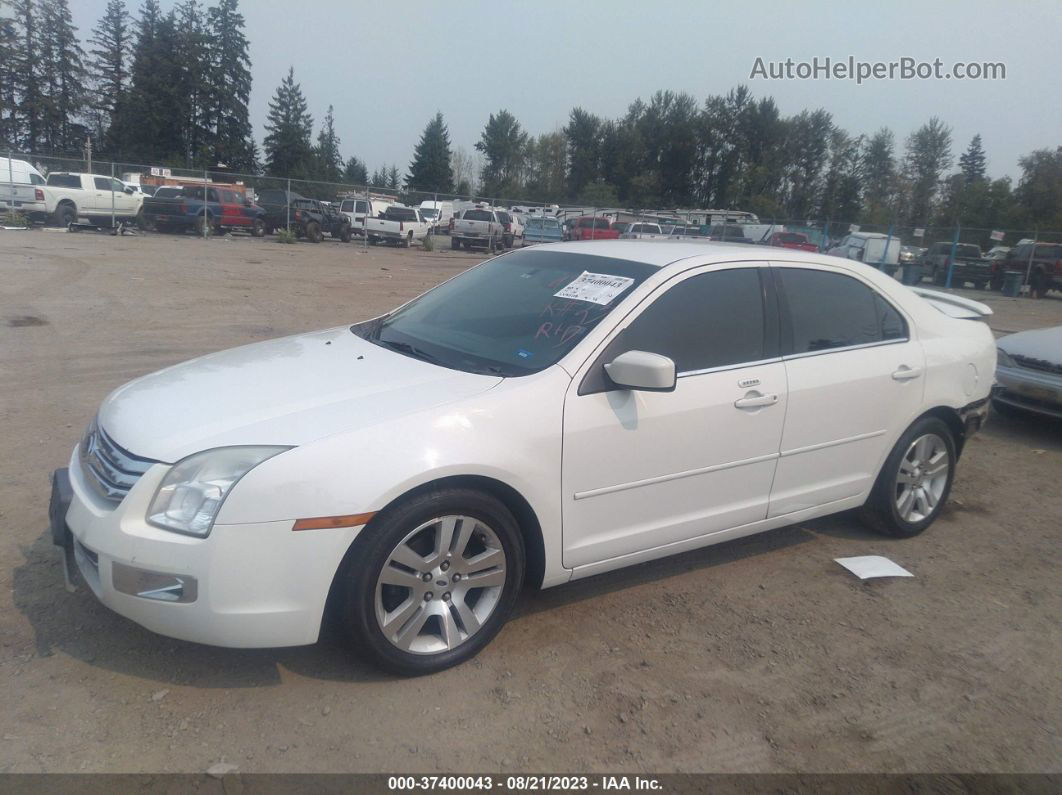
top-left (374, 515), bottom-right (507, 655)
top-left (895, 433), bottom-right (950, 523)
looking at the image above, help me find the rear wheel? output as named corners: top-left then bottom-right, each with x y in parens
top-left (251, 218), bottom-right (266, 237)
top-left (55, 202), bottom-right (77, 227)
top-left (861, 416), bottom-right (956, 538)
top-left (339, 488), bottom-right (525, 676)
top-left (305, 221), bottom-right (323, 243)
top-left (194, 215), bottom-right (214, 237)
top-left (451, 238), bottom-right (462, 250)
top-left (339, 224), bottom-right (352, 243)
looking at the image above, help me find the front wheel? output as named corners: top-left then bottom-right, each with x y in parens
top-left (339, 224), bottom-right (352, 243)
top-left (251, 218), bottom-right (266, 237)
top-left (861, 416), bottom-right (956, 538)
top-left (194, 215), bottom-right (214, 237)
top-left (339, 488), bottom-right (525, 676)
top-left (305, 221), bottom-right (323, 243)
top-left (451, 238), bottom-right (462, 250)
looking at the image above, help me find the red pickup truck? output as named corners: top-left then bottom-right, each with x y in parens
top-left (567, 216), bottom-right (621, 241)
top-left (992, 242), bottom-right (1062, 297)
top-left (766, 231), bottom-right (818, 252)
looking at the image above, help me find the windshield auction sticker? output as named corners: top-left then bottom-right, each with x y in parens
top-left (554, 271), bottom-right (635, 305)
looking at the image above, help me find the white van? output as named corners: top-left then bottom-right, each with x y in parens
top-left (827, 232), bottom-right (902, 267)
top-left (418, 200), bottom-right (454, 233)
top-left (339, 197), bottom-right (393, 235)
top-left (0, 157), bottom-right (48, 220)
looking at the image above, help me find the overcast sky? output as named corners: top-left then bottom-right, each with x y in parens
top-left (69, 0), bottom-right (1061, 181)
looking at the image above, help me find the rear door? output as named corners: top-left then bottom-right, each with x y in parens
top-left (768, 264), bottom-right (924, 516)
top-left (218, 189), bottom-right (247, 228)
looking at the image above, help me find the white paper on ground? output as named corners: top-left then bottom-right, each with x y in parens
top-left (834, 555), bottom-right (913, 579)
top-left (554, 271), bottom-right (635, 305)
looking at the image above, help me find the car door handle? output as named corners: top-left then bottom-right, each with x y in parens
top-left (734, 392), bottom-right (779, 409)
top-left (892, 366), bottom-right (922, 381)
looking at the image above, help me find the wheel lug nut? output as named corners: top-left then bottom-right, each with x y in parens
top-left (424, 592), bottom-right (433, 601)
top-left (443, 592), bottom-right (451, 602)
top-left (441, 561), bottom-right (449, 571)
top-left (452, 573), bottom-right (460, 582)
top-left (422, 573), bottom-right (432, 582)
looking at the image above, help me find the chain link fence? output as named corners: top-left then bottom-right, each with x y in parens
top-left (5, 149), bottom-right (1060, 293)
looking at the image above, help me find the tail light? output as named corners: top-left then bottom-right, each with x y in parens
top-left (504, 223), bottom-right (511, 232)
top-left (179, 202), bottom-right (187, 214)
top-left (35, 188), bottom-right (44, 201)
top-left (294, 210), bottom-right (301, 221)
top-left (399, 221), bottom-right (404, 231)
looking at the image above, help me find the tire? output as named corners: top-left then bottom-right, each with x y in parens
top-left (251, 218), bottom-right (266, 238)
top-left (339, 224), bottom-right (352, 243)
top-left (135, 207), bottom-right (146, 231)
top-left (972, 280), bottom-right (986, 291)
top-left (338, 488), bottom-right (525, 676)
top-left (194, 215), bottom-right (215, 237)
top-left (369, 236), bottom-right (378, 246)
top-left (990, 272), bottom-right (1004, 291)
top-left (451, 238), bottom-right (462, 250)
top-left (403, 231), bottom-right (413, 248)
top-left (306, 221), bottom-right (323, 243)
top-left (55, 202), bottom-right (77, 227)
top-left (861, 416), bottom-right (957, 538)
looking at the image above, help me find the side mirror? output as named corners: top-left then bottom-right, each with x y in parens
top-left (124, 186), bottom-right (134, 194)
top-left (604, 350), bottom-right (676, 392)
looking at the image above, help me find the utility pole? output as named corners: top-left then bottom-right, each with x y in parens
top-left (84, 135), bottom-right (93, 174)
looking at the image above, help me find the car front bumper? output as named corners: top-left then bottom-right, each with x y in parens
top-left (51, 446), bottom-right (361, 648)
top-left (994, 364), bottom-right (1062, 418)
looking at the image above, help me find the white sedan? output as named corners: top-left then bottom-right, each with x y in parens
top-left (51, 242), bottom-right (996, 675)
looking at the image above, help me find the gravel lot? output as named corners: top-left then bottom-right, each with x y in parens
top-left (1, 228), bottom-right (1060, 774)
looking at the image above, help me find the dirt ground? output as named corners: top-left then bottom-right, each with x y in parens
top-left (1, 228), bottom-right (1059, 775)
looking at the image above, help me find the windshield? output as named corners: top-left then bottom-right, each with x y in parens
top-left (355, 249), bottom-right (656, 376)
top-left (527, 218), bottom-right (560, 229)
top-left (421, 208), bottom-right (439, 219)
top-left (955, 244), bottom-right (982, 258)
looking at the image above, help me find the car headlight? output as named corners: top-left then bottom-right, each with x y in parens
top-left (996, 347), bottom-right (1017, 368)
top-left (147, 447), bottom-right (290, 537)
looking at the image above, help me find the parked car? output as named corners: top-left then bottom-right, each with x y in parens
top-left (0, 156), bottom-right (48, 220)
top-left (766, 231), bottom-right (818, 252)
top-left (991, 242), bottom-right (1062, 297)
top-left (827, 232), bottom-right (901, 268)
top-left (419, 200), bottom-right (455, 233)
top-left (611, 222), bottom-right (631, 236)
top-left (451, 207), bottom-right (506, 251)
top-left (670, 225), bottom-right (708, 239)
top-left (142, 184), bottom-right (265, 236)
top-left (568, 216), bottom-right (621, 241)
top-left (256, 190), bottom-right (351, 242)
top-left (44, 172), bottom-right (144, 227)
top-left (994, 326), bottom-right (1062, 418)
top-left (520, 216), bottom-right (563, 246)
top-left (363, 205), bottom-right (431, 247)
top-left (899, 245), bottom-right (924, 264)
top-left (496, 210), bottom-right (523, 247)
top-left (620, 222), bottom-right (669, 240)
top-left (706, 224), bottom-right (750, 243)
top-left (339, 197), bottom-right (392, 236)
top-left (920, 242), bottom-right (990, 288)
top-left (50, 242), bottom-right (995, 675)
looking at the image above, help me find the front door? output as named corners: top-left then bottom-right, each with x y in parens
top-left (562, 264), bottom-right (787, 569)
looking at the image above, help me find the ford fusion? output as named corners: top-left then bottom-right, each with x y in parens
top-left (51, 241), bottom-right (996, 675)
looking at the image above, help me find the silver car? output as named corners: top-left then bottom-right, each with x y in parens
top-left (994, 326), bottom-right (1062, 419)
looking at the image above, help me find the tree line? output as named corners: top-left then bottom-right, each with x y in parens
top-left (1, 0), bottom-right (1058, 231)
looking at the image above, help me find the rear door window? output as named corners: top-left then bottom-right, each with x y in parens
top-left (47, 174), bottom-right (82, 188)
top-left (779, 268), bottom-right (907, 354)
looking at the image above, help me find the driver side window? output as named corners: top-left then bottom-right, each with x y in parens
top-left (580, 268), bottom-right (771, 394)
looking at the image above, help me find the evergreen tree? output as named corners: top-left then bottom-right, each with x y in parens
top-left (343, 155), bottom-right (368, 184)
top-left (314, 105), bottom-right (342, 182)
top-left (206, 0), bottom-right (253, 171)
top-left (174, 0), bottom-right (209, 166)
top-left (369, 166), bottom-right (386, 187)
top-left (405, 112), bottom-right (453, 192)
top-left (782, 108), bottom-right (833, 219)
top-left (262, 66), bottom-right (313, 177)
top-left (475, 109), bottom-right (527, 197)
top-left (959, 134), bottom-right (987, 184)
top-left (386, 164), bottom-right (399, 189)
top-left (12, 0), bottom-right (43, 150)
top-left (86, 0), bottom-right (129, 142)
top-left (38, 0), bottom-right (87, 153)
top-left (0, 0), bottom-right (19, 146)
top-left (861, 128), bottom-right (896, 223)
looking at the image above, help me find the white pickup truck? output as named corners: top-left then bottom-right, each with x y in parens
top-left (1, 157), bottom-right (49, 220)
top-left (619, 222), bottom-right (669, 240)
top-left (43, 172), bottom-right (144, 227)
top-left (363, 205), bottom-right (432, 247)
top-left (451, 207), bottom-right (507, 251)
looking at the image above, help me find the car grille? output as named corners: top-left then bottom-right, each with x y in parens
top-left (79, 419), bottom-right (157, 503)
top-left (1012, 354), bottom-right (1062, 377)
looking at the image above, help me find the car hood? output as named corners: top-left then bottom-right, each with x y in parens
top-left (997, 326), bottom-right (1062, 364)
top-left (98, 326), bottom-right (502, 462)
